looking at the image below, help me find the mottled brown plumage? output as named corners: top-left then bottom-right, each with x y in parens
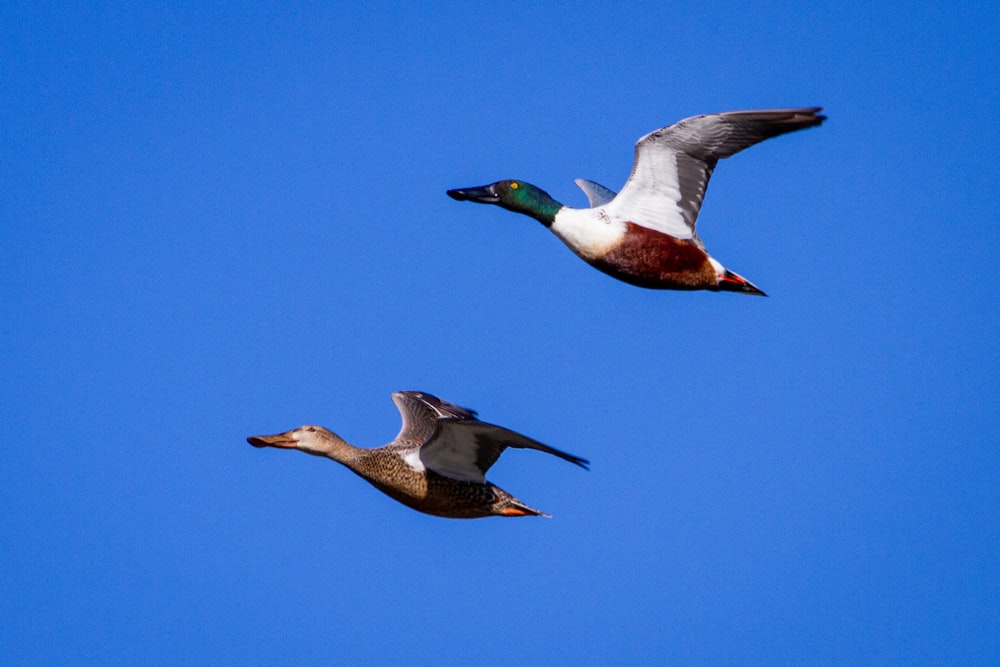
top-left (248, 391), bottom-right (588, 519)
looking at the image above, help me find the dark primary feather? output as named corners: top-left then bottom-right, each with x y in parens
top-left (640, 107), bottom-right (826, 162)
top-left (392, 391), bottom-right (588, 482)
top-left (446, 421), bottom-right (590, 474)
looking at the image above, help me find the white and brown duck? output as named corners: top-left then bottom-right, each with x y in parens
top-left (448, 108), bottom-right (825, 295)
top-left (248, 391), bottom-right (588, 519)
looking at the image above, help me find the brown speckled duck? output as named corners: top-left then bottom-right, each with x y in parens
top-left (248, 391), bottom-right (588, 519)
top-left (448, 108), bottom-right (825, 296)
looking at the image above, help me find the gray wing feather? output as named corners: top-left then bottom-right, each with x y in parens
top-left (463, 422), bottom-right (589, 475)
top-left (574, 178), bottom-right (618, 207)
top-left (396, 392), bottom-right (589, 482)
top-left (391, 390), bottom-right (475, 445)
top-left (607, 108), bottom-right (825, 239)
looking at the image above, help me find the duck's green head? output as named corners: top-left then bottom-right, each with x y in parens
top-left (447, 180), bottom-right (562, 226)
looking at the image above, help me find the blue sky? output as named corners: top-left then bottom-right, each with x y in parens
top-left (3, 2), bottom-right (998, 664)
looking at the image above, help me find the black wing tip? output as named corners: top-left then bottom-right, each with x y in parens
top-left (780, 107), bottom-right (826, 130)
top-left (553, 448), bottom-right (590, 470)
top-left (798, 107), bottom-right (827, 126)
top-left (723, 106), bottom-right (826, 127)
top-left (763, 107), bottom-right (826, 131)
top-left (492, 429), bottom-right (590, 471)
top-left (736, 106), bottom-right (824, 115)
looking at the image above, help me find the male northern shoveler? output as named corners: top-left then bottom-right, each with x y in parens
top-left (448, 108), bottom-right (825, 295)
top-left (248, 391), bottom-right (588, 519)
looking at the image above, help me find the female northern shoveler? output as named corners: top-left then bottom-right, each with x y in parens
top-left (248, 391), bottom-right (588, 519)
top-left (448, 108), bottom-right (825, 296)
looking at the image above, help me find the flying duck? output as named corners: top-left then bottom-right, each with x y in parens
top-left (447, 108), bottom-right (825, 295)
top-left (248, 391), bottom-right (588, 519)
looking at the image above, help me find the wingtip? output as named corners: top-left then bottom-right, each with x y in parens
top-left (804, 107), bottom-right (827, 126)
top-left (766, 107), bottom-right (826, 132)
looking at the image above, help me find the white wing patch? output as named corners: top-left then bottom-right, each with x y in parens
top-left (401, 449), bottom-right (426, 473)
top-left (603, 108), bottom-right (825, 242)
top-left (603, 149), bottom-right (698, 240)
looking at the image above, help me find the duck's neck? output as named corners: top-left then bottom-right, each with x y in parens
top-left (510, 191), bottom-right (563, 227)
top-left (529, 200), bottom-right (563, 227)
top-left (313, 434), bottom-right (364, 467)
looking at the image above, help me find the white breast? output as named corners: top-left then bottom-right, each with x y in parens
top-left (549, 207), bottom-right (627, 260)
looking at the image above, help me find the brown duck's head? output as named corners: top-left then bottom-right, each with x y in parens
top-left (247, 425), bottom-right (341, 457)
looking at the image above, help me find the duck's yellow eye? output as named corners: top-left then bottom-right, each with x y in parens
top-left (510, 182), bottom-right (519, 189)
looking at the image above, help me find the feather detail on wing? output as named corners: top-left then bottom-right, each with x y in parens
top-left (393, 391), bottom-right (589, 483)
top-left (604, 108), bottom-right (824, 243)
top-left (421, 421), bottom-right (589, 482)
top-left (391, 390), bottom-right (476, 445)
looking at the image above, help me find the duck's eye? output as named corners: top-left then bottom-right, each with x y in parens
top-left (510, 182), bottom-right (519, 190)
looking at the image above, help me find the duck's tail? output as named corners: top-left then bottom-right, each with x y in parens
top-left (498, 499), bottom-right (551, 518)
top-left (717, 269), bottom-right (767, 297)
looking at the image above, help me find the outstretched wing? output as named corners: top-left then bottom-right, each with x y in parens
top-left (604, 108), bottom-right (825, 243)
top-left (391, 390), bottom-right (477, 445)
top-left (424, 421), bottom-right (589, 482)
top-left (395, 392), bottom-right (589, 483)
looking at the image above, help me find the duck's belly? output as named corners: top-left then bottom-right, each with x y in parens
top-left (588, 222), bottom-right (717, 290)
top-left (365, 473), bottom-right (499, 519)
top-left (552, 210), bottom-right (718, 290)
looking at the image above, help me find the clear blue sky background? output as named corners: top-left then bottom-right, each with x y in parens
top-left (3, 2), bottom-right (998, 664)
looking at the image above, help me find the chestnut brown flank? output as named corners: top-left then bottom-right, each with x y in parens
top-left (590, 222), bottom-right (717, 290)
